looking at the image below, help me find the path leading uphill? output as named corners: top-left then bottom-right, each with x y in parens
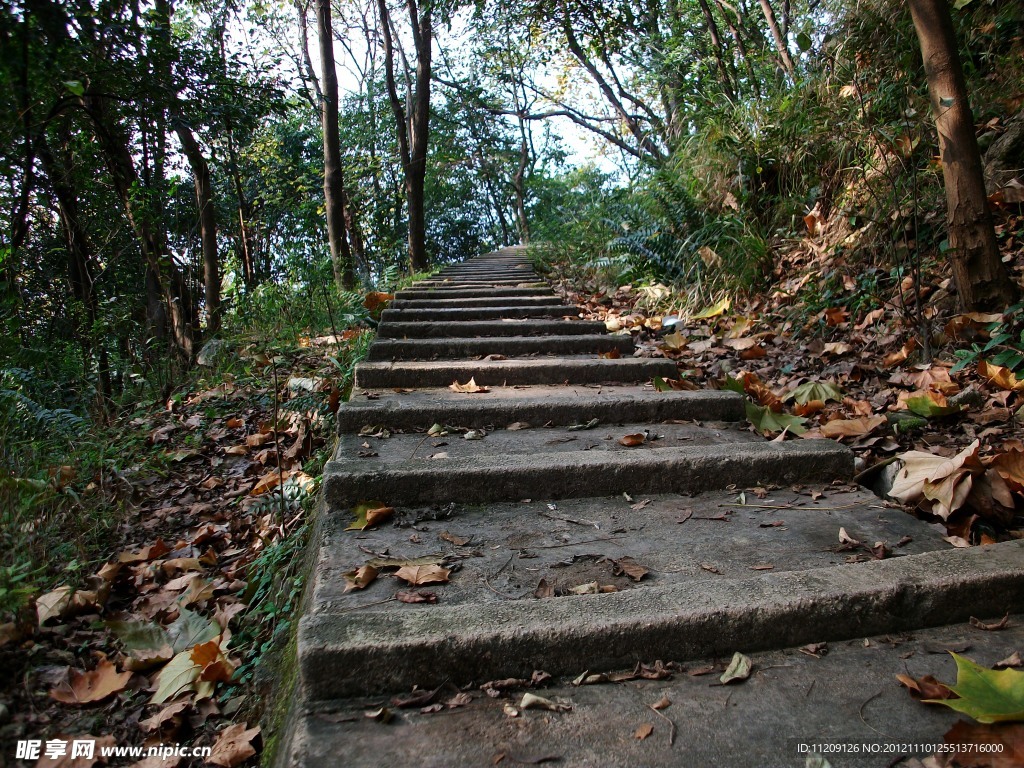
top-left (279, 247), bottom-right (1024, 767)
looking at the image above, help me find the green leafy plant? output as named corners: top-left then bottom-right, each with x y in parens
top-left (951, 303), bottom-right (1024, 374)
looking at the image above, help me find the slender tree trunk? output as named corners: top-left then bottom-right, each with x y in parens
top-left (84, 95), bottom-right (196, 359)
top-left (908, 0), bottom-right (1018, 311)
top-left (697, 0), bottom-right (736, 99)
top-left (174, 121), bottom-right (221, 336)
top-left (38, 133), bottom-right (113, 403)
top-left (714, 0), bottom-right (760, 97)
top-left (757, 0), bottom-right (795, 77)
top-left (377, 0), bottom-right (431, 272)
top-left (315, 0), bottom-right (355, 290)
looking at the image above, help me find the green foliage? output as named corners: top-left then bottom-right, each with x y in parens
top-left (951, 303), bottom-right (1024, 374)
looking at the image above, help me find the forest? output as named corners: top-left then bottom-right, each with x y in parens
top-left (1, 0), bottom-right (1023, 762)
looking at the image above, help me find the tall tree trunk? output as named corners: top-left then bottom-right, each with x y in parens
top-left (697, 0), bottom-right (736, 99)
top-left (908, 0), bottom-right (1018, 311)
top-left (38, 133), bottom-right (113, 403)
top-left (174, 120), bottom-right (221, 336)
top-left (377, 0), bottom-right (431, 272)
top-left (83, 94), bottom-right (196, 359)
top-left (315, 0), bottom-right (355, 290)
top-left (757, 0), bottom-right (795, 78)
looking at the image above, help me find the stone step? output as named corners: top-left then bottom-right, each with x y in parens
top-left (391, 296), bottom-right (564, 309)
top-left (365, 334), bottom-right (634, 361)
top-left (338, 385), bottom-right (744, 431)
top-left (411, 280), bottom-right (547, 289)
top-left (299, 480), bottom-right (1020, 699)
top-left (432, 270), bottom-right (535, 279)
top-left (436, 263), bottom-right (533, 271)
top-left (394, 287), bottom-right (551, 299)
top-left (323, 439), bottom-right (854, 506)
top-left (286, 618), bottom-right (1024, 767)
top-left (353, 356), bottom-right (677, 389)
top-left (380, 306), bottom-right (579, 321)
top-left (377, 319), bottom-right (606, 339)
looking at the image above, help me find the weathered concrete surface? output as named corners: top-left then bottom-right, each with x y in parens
top-left (335, 418), bottom-right (758, 462)
top-left (380, 305), bottom-right (579, 321)
top-left (377, 319), bottom-right (607, 338)
top-left (298, 540), bottom-right (1024, 698)
top-left (391, 295), bottom-right (566, 309)
top-left (353, 356), bottom-right (679, 388)
top-left (323, 439), bottom-right (854, 505)
top-left (288, 620), bottom-right (1024, 768)
top-left (337, 385), bottom-right (745, 431)
top-left (393, 287), bottom-right (552, 299)
top-left (311, 487), bottom-right (946, 614)
top-left (365, 333), bottom-right (634, 361)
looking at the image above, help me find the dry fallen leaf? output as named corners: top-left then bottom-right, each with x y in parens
top-left (395, 590), bottom-right (438, 604)
top-left (343, 565), bottom-right (379, 593)
top-left (634, 723), bottom-right (655, 740)
top-left (970, 614), bottom-right (1010, 632)
top-left (449, 377), bottom-right (490, 394)
top-left (208, 723), bottom-right (261, 767)
top-left (651, 695), bottom-right (672, 710)
top-left (896, 673), bottom-right (957, 701)
top-left (618, 433), bottom-right (647, 447)
top-left (611, 556), bottom-right (650, 581)
top-left (394, 564), bottom-right (450, 586)
top-left (50, 657), bottom-right (132, 705)
top-left (519, 692), bottom-right (571, 712)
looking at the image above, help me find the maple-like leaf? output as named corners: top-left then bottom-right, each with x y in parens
top-left (50, 657), bottom-right (132, 705)
top-left (927, 654), bottom-right (1024, 723)
top-left (745, 402), bottom-right (807, 435)
top-left (209, 723), bottom-right (261, 767)
top-left (787, 380), bottom-right (843, 405)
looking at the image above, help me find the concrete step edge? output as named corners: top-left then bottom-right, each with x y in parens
top-left (336, 389), bottom-right (745, 430)
top-left (365, 335), bottom-right (634, 361)
top-left (380, 307), bottom-right (579, 321)
top-left (297, 540), bottom-right (1024, 698)
top-left (353, 357), bottom-right (678, 388)
top-left (322, 439), bottom-right (854, 505)
top-left (376, 320), bottom-right (607, 339)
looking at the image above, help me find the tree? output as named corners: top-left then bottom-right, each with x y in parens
top-left (315, 0), bottom-right (356, 291)
top-left (908, 0), bottom-right (1018, 311)
top-left (377, 0), bottom-right (433, 272)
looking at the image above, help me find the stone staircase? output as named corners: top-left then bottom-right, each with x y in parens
top-left (279, 247), bottom-right (1024, 767)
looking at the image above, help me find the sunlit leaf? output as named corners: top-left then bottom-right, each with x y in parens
top-left (927, 654), bottom-right (1024, 723)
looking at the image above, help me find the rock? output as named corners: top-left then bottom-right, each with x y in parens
top-left (950, 386), bottom-right (985, 410)
top-left (197, 339), bottom-right (233, 367)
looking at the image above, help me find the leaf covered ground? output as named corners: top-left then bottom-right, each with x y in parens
top-left (0, 331), bottom-right (371, 767)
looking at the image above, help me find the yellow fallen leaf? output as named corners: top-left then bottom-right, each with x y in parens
top-left (449, 378), bottom-right (489, 394)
